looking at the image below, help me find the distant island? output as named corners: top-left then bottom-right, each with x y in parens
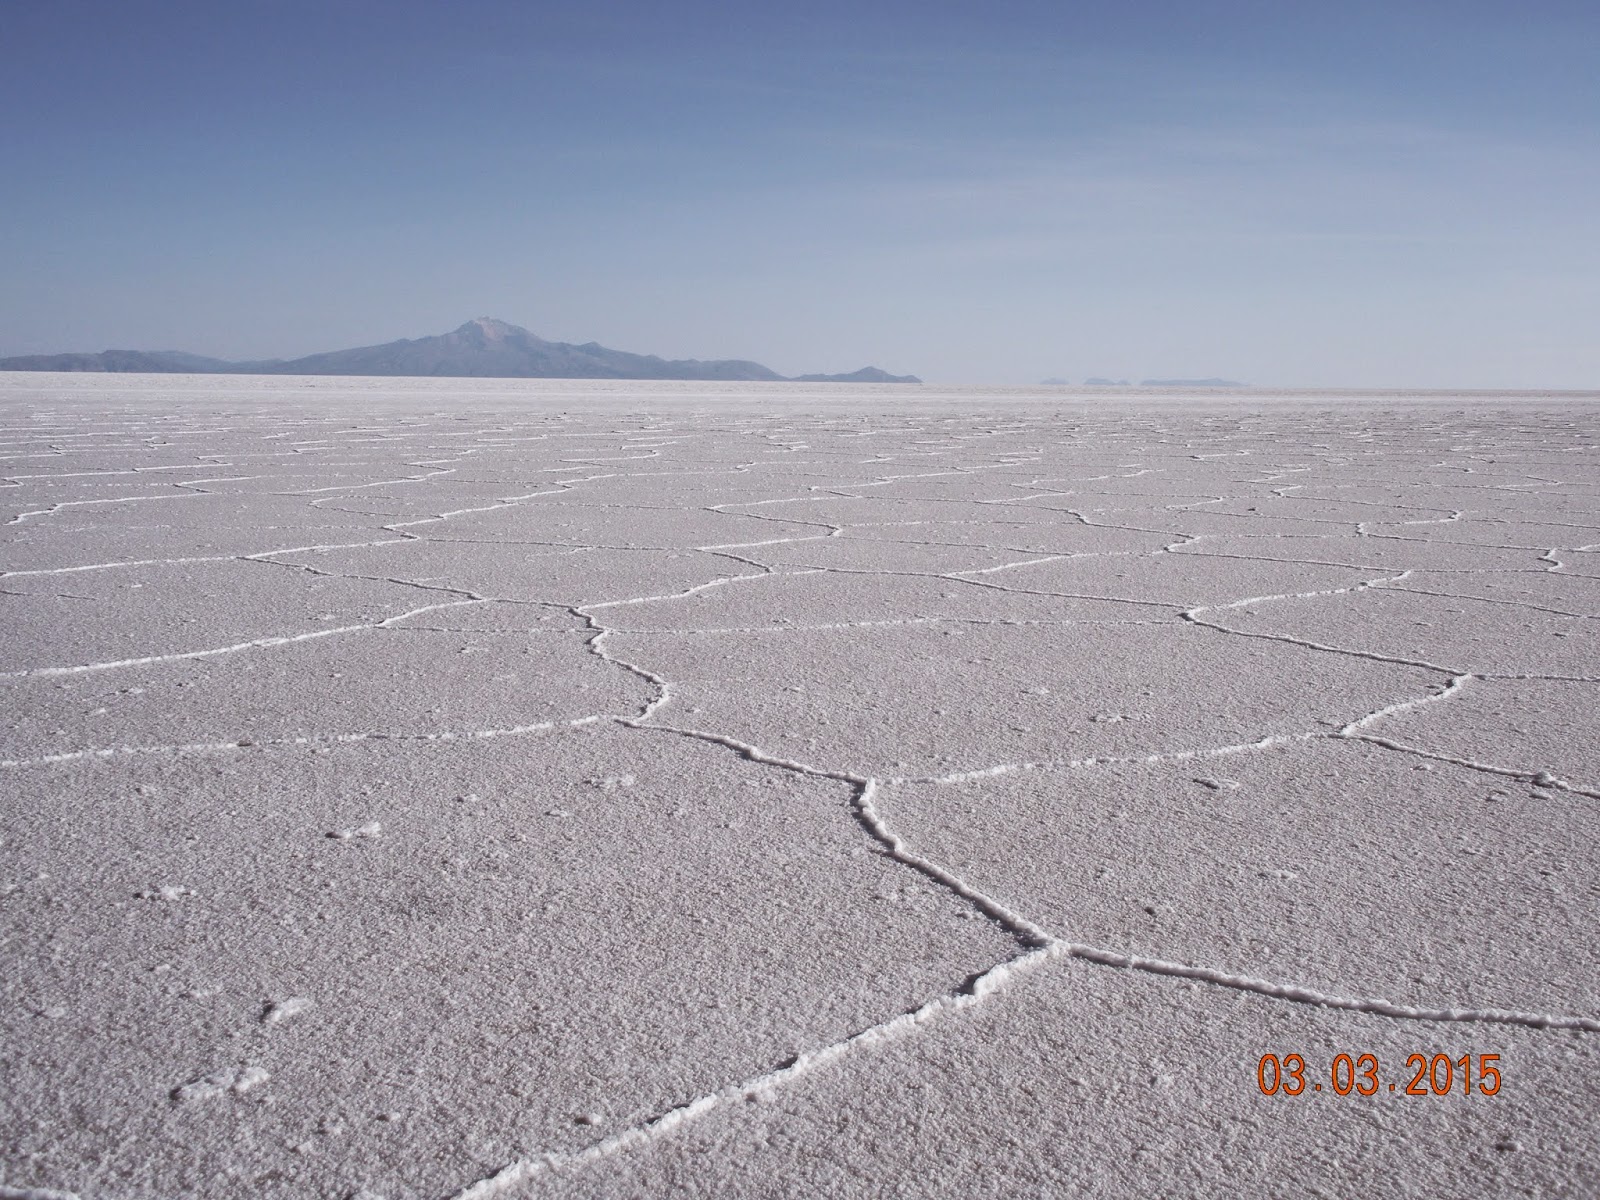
top-left (0, 318), bottom-right (922, 384)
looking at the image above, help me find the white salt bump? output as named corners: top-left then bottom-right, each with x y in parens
top-left (173, 1065), bottom-right (270, 1102)
top-left (262, 996), bottom-right (314, 1025)
top-left (174, 1070), bottom-right (236, 1103)
top-left (233, 1066), bottom-right (270, 1092)
top-left (137, 885), bottom-right (194, 901)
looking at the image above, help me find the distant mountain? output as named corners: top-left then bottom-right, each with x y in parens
top-left (1083, 377), bottom-right (1132, 386)
top-left (0, 318), bottom-right (920, 384)
top-left (0, 349), bottom-right (236, 372)
top-left (1139, 377), bottom-right (1247, 387)
top-left (793, 366), bottom-right (920, 384)
top-left (257, 319), bottom-right (787, 381)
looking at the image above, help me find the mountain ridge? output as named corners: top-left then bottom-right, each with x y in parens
top-left (0, 318), bottom-right (921, 384)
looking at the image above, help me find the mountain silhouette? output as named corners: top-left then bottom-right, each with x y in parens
top-left (0, 318), bottom-right (920, 383)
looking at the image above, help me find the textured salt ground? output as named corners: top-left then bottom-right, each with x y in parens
top-left (3, 378), bottom-right (1599, 1198)
top-left (1287, 482), bottom-right (1600, 512)
top-left (973, 553), bottom-right (1376, 608)
top-left (3, 626), bottom-right (642, 762)
top-left (819, 514), bottom-right (1178, 557)
top-left (1179, 495), bottom-right (1438, 524)
top-left (729, 535), bottom-right (1052, 575)
top-left (1, 728), bottom-right (1014, 1200)
top-left (419, 503), bottom-right (813, 550)
top-left (529, 956), bottom-right (1600, 1200)
top-left (602, 571), bottom-right (1147, 632)
top-left (2, 495), bottom-right (395, 573)
top-left (1203, 585), bottom-right (1599, 676)
top-left (620, 622), bottom-right (1441, 778)
top-left (388, 604), bottom-right (587, 636)
top-left (131, 472), bottom-right (483, 497)
top-left (1369, 676), bottom-right (1600, 794)
top-left (1057, 507), bottom-right (1363, 540)
top-left (272, 543), bottom-right (754, 610)
top-left (1382, 569), bottom-right (1600, 614)
top-left (1362, 519), bottom-right (1600, 549)
top-left (0, 477), bottom-right (235, 516)
top-left (1556, 554), bottom-right (1600, 581)
top-left (901, 526), bottom-right (1187, 560)
top-left (874, 738), bottom-right (1600, 1016)
top-left (542, 473), bottom-right (951, 509)
top-left (755, 496), bottom-right (1139, 528)
top-left (0, 562), bottom-right (432, 672)
top-left (1174, 533), bottom-right (1554, 573)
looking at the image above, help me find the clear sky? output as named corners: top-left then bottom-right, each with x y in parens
top-left (3, 0), bottom-right (1597, 386)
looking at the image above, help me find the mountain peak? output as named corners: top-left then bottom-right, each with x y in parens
top-left (458, 317), bottom-right (528, 341)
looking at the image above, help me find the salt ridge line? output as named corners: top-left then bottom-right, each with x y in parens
top-left (1348, 734), bottom-right (1600, 800)
top-left (1186, 578), bottom-right (1600, 683)
top-left (5, 491), bottom-right (210, 525)
top-left (0, 598), bottom-right (485, 678)
top-left (1384, 514), bottom-right (1600, 534)
top-left (0, 1184), bottom-right (83, 1200)
top-left (854, 778), bottom-right (1050, 944)
top-left (169, 474), bottom-right (274, 490)
top-left (579, 568), bottom-right (799, 612)
top-left (1376, 580), bottom-right (1599, 620)
top-left (1180, 572), bottom-right (1473, 676)
top-left (0, 716), bottom-right (608, 770)
top-left (1066, 496), bottom-right (1564, 556)
top-left (1362, 528), bottom-right (1595, 554)
top-left (0, 536), bottom-right (414, 577)
top-left (1054, 946), bottom-right (1600, 1032)
top-left (1336, 672), bottom-right (1472, 734)
top-left (0, 715), bottom-right (1331, 776)
top-left (279, 466), bottom-right (460, 495)
top-left (3, 463), bottom-right (244, 479)
top-left (708, 559), bottom-right (1188, 612)
top-left (615, 616), bottom-right (1171, 636)
top-left (901, 731), bottom-right (1319, 785)
top-left (446, 945), bottom-right (1068, 1200)
top-left (245, 553), bottom-right (491, 602)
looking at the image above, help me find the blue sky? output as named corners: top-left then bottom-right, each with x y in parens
top-left (3, 0), bottom-right (1597, 386)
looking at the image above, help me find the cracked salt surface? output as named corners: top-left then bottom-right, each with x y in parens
top-left (2, 376), bottom-right (1598, 1198)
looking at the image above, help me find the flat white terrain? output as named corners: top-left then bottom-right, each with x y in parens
top-left (2, 375), bottom-right (1597, 1198)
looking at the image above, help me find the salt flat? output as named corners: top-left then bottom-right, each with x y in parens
top-left (2, 375), bottom-right (1597, 1199)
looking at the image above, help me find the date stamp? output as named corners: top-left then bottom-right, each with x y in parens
top-left (1257, 1053), bottom-right (1502, 1097)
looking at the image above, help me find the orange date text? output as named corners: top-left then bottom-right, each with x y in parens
top-left (1256, 1053), bottom-right (1502, 1097)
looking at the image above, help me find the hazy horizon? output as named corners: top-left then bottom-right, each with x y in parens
top-left (3, 1), bottom-right (1597, 388)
